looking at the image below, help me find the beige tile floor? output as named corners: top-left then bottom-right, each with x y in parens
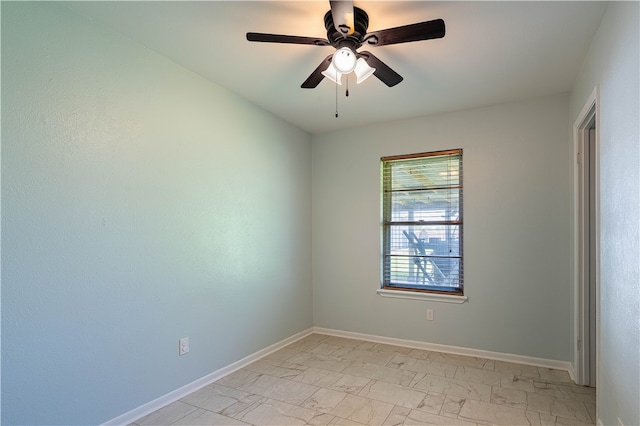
top-left (131, 333), bottom-right (596, 426)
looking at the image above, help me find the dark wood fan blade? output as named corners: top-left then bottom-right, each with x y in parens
top-left (247, 32), bottom-right (330, 46)
top-left (330, 0), bottom-right (355, 35)
top-left (363, 19), bottom-right (445, 47)
top-left (359, 51), bottom-right (403, 87)
top-left (301, 55), bottom-right (333, 89)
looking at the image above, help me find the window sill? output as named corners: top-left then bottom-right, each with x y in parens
top-left (377, 288), bottom-right (468, 304)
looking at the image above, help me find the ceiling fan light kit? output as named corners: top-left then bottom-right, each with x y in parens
top-left (246, 0), bottom-right (445, 90)
top-left (321, 48), bottom-right (375, 85)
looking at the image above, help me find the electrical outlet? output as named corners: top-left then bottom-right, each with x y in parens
top-left (427, 309), bottom-right (434, 321)
top-left (179, 337), bottom-right (190, 356)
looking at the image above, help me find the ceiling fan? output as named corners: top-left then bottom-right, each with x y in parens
top-left (246, 1), bottom-right (445, 89)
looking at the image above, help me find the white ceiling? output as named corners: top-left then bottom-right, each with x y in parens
top-left (64, 1), bottom-right (608, 134)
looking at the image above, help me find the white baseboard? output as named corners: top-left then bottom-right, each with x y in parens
top-left (313, 327), bottom-right (575, 376)
top-left (104, 326), bottom-right (576, 425)
top-left (567, 363), bottom-right (577, 382)
top-left (101, 328), bottom-right (313, 426)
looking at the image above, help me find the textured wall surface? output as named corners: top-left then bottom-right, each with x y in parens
top-left (570, 2), bottom-right (640, 425)
top-left (312, 94), bottom-right (572, 361)
top-left (3, 1), bottom-right (636, 425)
top-left (1, 3), bottom-right (312, 424)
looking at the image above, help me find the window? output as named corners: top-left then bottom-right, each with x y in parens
top-left (381, 149), bottom-right (463, 296)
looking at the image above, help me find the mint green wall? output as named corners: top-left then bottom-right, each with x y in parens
top-left (570, 2), bottom-right (639, 425)
top-left (4, 1), bottom-right (636, 425)
top-left (312, 94), bottom-right (572, 361)
top-left (1, 3), bottom-right (312, 424)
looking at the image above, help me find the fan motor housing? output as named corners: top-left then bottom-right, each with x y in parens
top-left (324, 7), bottom-right (369, 51)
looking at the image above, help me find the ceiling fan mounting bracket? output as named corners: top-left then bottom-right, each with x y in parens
top-left (323, 7), bottom-right (369, 51)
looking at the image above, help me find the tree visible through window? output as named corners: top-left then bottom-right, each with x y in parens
top-left (381, 150), bottom-right (463, 294)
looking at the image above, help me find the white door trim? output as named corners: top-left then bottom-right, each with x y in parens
top-left (573, 85), bottom-right (600, 388)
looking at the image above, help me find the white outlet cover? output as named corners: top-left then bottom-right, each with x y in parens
top-left (179, 337), bottom-right (190, 355)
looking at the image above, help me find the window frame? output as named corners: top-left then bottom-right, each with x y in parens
top-left (380, 149), bottom-right (464, 298)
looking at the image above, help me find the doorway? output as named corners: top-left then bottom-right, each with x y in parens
top-left (574, 88), bottom-right (599, 388)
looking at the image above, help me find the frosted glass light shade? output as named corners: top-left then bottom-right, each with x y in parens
top-left (321, 62), bottom-right (343, 85)
top-left (332, 47), bottom-right (357, 73)
top-left (354, 58), bottom-right (375, 84)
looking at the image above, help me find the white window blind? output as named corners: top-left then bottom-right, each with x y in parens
top-left (382, 149), bottom-right (463, 294)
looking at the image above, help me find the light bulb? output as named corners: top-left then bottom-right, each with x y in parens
top-left (332, 47), bottom-right (357, 74)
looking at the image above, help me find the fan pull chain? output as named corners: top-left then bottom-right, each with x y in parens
top-left (335, 77), bottom-right (339, 118)
top-left (346, 75), bottom-right (349, 97)
top-left (334, 66), bottom-right (339, 118)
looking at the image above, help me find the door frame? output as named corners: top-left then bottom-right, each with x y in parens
top-left (573, 85), bottom-right (600, 388)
